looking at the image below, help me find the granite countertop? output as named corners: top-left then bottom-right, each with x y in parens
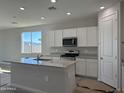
top-left (2, 58), bottom-right (77, 68)
top-left (77, 54), bottom-right (98, 59)
top-left (43, 54), bottom-right (98, 59)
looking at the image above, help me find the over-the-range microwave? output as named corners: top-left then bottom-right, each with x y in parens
top-left (63, 37), bottom-right (77, 47)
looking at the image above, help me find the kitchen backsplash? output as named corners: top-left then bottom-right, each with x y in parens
top-left (21, 47), bottom-right (98, 58)
top-left (50, 47), bottom-right (98, 57)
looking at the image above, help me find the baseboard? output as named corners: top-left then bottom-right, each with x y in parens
top-left (11, 83), bottom-right (48, 93)
top-left (75, 74), bottom-right (97, 80)
top-left (116, 88), bottom-right (122, 92)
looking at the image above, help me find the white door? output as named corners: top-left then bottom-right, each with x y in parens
top-left (54, 30), bottom-right (63, 47)
top-left (99, 13), bottom-right (118, 88)
top-left (77, 28), bottom-right (87, 47)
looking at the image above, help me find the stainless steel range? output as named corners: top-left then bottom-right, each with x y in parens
top-left (60, 50), bottom-right (79, 60)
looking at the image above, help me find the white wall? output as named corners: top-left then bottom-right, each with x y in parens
top-left (120, 2), bottom-right (124, 92)
top-left (0, 31), bottom-right (4, 59)
top-left (122, 65), bottom-right (124, 91)
top-left (1, 30), bottom-right (21, 60)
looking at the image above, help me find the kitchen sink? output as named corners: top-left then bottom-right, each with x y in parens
top-left (33, 58), bottom-right (51, 61)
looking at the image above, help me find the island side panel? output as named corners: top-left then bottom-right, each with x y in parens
top-left (11, 63), bottom-right (75, 93)
top-left (64, 64), bottom-right (76, 93)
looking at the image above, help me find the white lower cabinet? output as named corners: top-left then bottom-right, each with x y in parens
top-left (0, 73), bottom-right (11, 86)
top-left (76, 59), bottom-right (86, 76)
top-left (86, 59), bottom-right (98, 77)
top-left (76, 58), bottom-right (98, 78)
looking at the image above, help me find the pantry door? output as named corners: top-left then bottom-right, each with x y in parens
top-left (99, 12), bottom-right (118, 88)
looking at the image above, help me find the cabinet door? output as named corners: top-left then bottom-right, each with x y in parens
top-left (0, 73), bottom-right (11, 86)
top-left (87, 27), bottom-right (98, 46)
top-left (76, 58), bottom-right (86, 76)
top-left (63, 28), bottom-right (77, 38)
top-left (77, 28), bottom-right (87, 47)
top-left (48, 31), bottom-right (55, 47)
top-left (86, 59), bottom-right (98, 77)
top-left (54, 30), bottom-right (63, 47)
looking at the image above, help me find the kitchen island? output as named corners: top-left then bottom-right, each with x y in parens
top-left (4, 58), bottom-right (76, 93)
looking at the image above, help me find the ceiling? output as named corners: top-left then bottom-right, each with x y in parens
top-left (0, 0), bottom-right (120, 30)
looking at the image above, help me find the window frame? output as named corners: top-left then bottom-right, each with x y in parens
top-left (21, 31), bottom-right (42, 54)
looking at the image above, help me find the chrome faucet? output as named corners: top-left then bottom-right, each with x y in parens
top-left (37, 54), bottom-right (43, 60)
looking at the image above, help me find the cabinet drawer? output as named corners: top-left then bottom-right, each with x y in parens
top-left (76, 58), bottom-right (85, 61)
top-left (86, 59), bottom-right (98, 63)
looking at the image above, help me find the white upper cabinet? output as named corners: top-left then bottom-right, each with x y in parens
top-left (87, 27), bottom-right (98, 46)
top-left (63, 28), bottom-right (77, 38)
top-left (77, 28), bottom-right (87, 47)
top-left (54, 30), bottom-right (63, 47)
top-left (47, 26), bottom-right (98, 48)
top-left (48, 31), bottom-right (55, 47)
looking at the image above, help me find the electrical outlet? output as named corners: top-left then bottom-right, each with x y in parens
top-left (45, 76), bottom-right (48, 82)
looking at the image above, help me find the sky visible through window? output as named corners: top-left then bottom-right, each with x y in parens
top-left (32, 32), bottom-right (42, 44)
top-left (22, 32), bottom-right (42, 53)
top-left (23, 32), bottom-right (42, 43)
top-left (23, 32), bottom-right (31, 42)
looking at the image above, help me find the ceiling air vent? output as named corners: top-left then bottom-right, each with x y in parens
top-left (48, 6), bottom-right (57, 10)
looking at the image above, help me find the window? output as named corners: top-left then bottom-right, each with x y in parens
top-left (21, 32), bottom-right (42, 53)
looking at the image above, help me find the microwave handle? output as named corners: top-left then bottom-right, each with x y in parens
top-left (72, 39), bottom-right (74, 44)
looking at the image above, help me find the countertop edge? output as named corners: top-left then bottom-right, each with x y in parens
top-left (2, 60), bottom-right (77, 68)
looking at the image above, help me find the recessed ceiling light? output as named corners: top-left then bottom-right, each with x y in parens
top-left (51, 0), bottom-right (57, 3)
top-left (41, 17), bottom-right (45, 20)
top-left (12, 22), bottom-right (18, 24)
top-left (20, 7), bottom-right (25, 10)
top-left (100, 6), bottom-right (105, 10)
top-left (12, 16), bottom-right (16, 18)
top-left (66, 12), bottom-right (72, 16)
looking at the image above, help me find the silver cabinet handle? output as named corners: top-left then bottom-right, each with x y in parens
top-left (72, 39), bottom-right (74, 44)
top-left (122, 59), bottom-right (124, 62)
top-left (100, 57), bottom-right (103, 60)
